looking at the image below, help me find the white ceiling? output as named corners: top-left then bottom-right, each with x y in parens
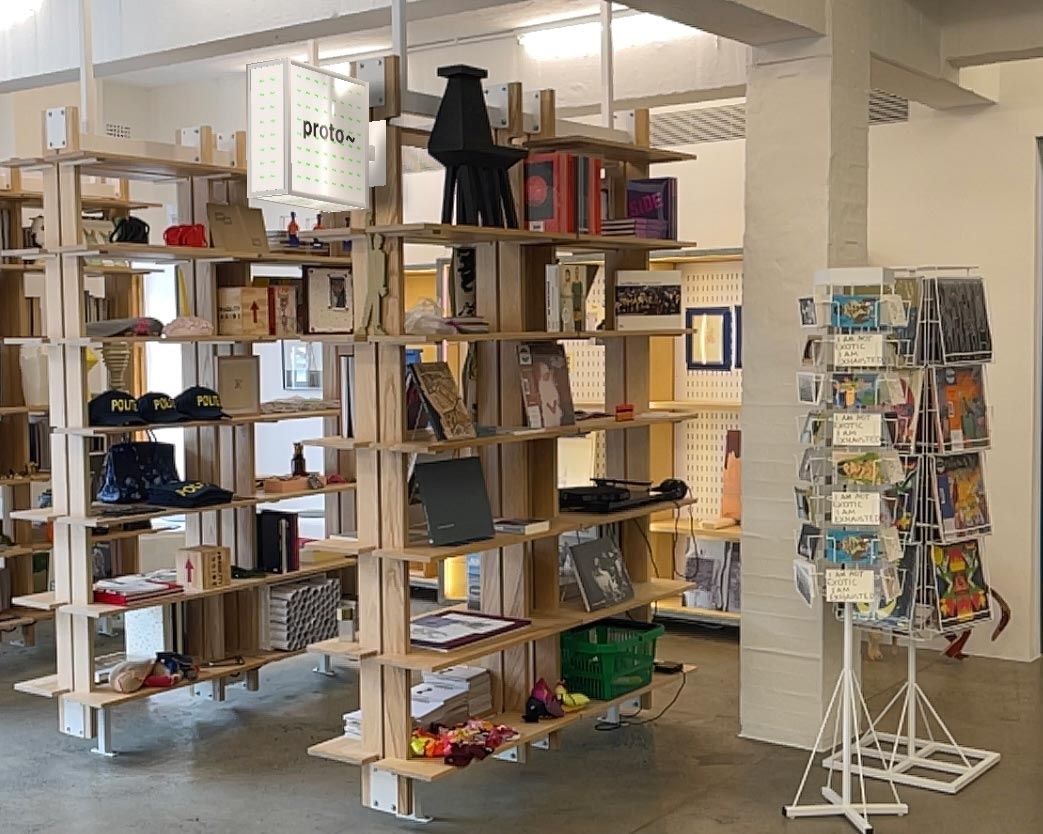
top-left (112, 0), bottom-right (608, 88)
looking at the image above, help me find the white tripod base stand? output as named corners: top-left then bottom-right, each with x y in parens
top-left (784, 604), bottom-right (908, 833)
top-left (823, 640), bottom-right (1000, 794)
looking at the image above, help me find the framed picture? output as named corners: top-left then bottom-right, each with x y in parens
top-left (304, 266), bottom-right (354, 334)
top-left (686, 306), bottom-right (732, 371)
top-left (216, 355), bottom-right (260, 416)
top-left (282, 341), bottom-right (323, 390)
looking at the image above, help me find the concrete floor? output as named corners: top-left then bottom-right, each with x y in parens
top-left (1, 623), bottom-right (1040, 834)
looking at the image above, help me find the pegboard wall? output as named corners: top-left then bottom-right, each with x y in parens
top-left (678, 261), bottom-right (743, 520)
top-left (562, 260), bottom-right (744, 513)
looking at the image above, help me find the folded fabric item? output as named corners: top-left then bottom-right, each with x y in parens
top-left (85, 317), bottom-right (164, 338)
top-left (109, 658), bottom-right (157, 693)
top-left (147, 481), bottom-right (233, 508)
top-left (137, 391), bottom-right (186, 424)
top-left (175, 386), bottom-right (229, 420)
top-left (163, 316), bottom-right (214, 337)
top-left (89, 389), bottom-right (146, 427)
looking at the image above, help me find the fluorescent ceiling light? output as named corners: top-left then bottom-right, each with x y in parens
top-left (518, 13), bottom-right (693, 61)
top-left (0, 0), bottom-right (43, 32)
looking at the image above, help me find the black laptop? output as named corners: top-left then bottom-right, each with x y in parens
top-left (413, 457), bottom-right (495, 546)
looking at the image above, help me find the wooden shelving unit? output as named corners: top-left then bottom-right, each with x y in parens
top-left (6, 113), bottom-right (363, 753)
top-left (300, 64), bottom-right (700, 821)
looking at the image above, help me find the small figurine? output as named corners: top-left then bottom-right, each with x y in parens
top-left (313, 213), bottom-right (325, 230)
top-left (287, 211), bottom-right (300, 247)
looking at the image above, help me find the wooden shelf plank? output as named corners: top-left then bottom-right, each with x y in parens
top-left (372, 665), bottom-right (696, 782)
top-left (61, 649), bottom-right (303, 708)
top-left (374, 411), bottom-right (701, 454)
top-left (536, 579), bottom-right (694, 627)
top-left (300, 437), bottom-right (369, 451)
top-left (0, 545), bottom-right (39, 560)
top-left (367, 328), bottom-right (698, 345)
top-left (522, 135), bottom-right (697, 165)
top-left (649, 521), bottom-right (742, 541)
top-left (306, 638), bottom-right (377, 660)
top-left (55, 408), bottom-right (340, 437)
top-left (653, 598), bottom-right (741, 626)
top-left (14, 674), bottom-right (67, 698)
top-left (61, 556), bottom-right (360, 619)
top-left (0, 405), bottom-right (48, 416)
top-left (307, 735), bottom-right (381, 766)
top-left (376, 497), bottom-right (697, 563)
top-left (341, 223), bottom-right (697, 251)
top-left (59, 242), bottom-right (352, 268)
top-left (0, 189), bottom-right (160, 211)
top-left (375, 580), bottom-right (691, 673)
top-left (11, 591), bottom-right (65, 611)
top-left (15, 149), bottom-right (245, 182)
top-left (56, 480), bottom-right (359, 528)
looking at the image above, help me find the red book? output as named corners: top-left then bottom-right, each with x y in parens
top-left (525, 152), bottom-right (573, 232)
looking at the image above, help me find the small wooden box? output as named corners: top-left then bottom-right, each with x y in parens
top-left (176, 545), bottom-right (232, 591)
top-left (218, 287), bottom-right (270, 337)
top-left (262, 475), bottom-right (325, 494)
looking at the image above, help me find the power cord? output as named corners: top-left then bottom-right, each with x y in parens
top-left (593, 672), bottom-right (688, 731)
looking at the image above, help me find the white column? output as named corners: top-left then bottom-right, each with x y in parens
top-left (740, 0), bottom-right (869, 748)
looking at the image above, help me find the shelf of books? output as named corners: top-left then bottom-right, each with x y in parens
top-left (5, 110), bottom-right (363, 755)
top-left (296, 62), bottom-right (699, 823)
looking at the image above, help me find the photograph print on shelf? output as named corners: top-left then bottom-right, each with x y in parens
top-left (852, 544), bottom-right (919, 632)
top-left (931, 364), bottom-right (989, 452)
top-left (517, 342), bottom-right (576, 428)
top-left (798, 296), bottom-right (819, 328)
top-left (934, 278), bottom-right (993, 363)
top-left (615, 270), bottom-right (683, 331)
top-left (796, 372), bottom-right (823, 405)
top-left (685, 306), bottom-right (732, 370)
top-left (931, 538), bottom-right (993, 629)
top-left (569, 536), bottom-right (635, 612)
top-left (831, 294), bottom-right (879, 329)
top-left (932, 452), bottom-right (991, 539)
top-left (407, 361), bottom-right (477, 441)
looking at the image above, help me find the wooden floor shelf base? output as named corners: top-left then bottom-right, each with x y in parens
top-left (371, 665), bottom-right (696, 782)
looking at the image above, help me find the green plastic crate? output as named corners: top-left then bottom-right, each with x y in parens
top-left (560, 618), bottom-right (665, 700)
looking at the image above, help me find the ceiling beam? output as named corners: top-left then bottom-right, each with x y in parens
top-left (623, 0), bottom-right (825, 45)
top-left (941, 0), bottom-right (1043, 67)
top-left (0, 0), bottom-right (523, 94)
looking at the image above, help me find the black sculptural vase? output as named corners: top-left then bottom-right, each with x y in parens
top-left (428, 64), bottom-right (527, 228)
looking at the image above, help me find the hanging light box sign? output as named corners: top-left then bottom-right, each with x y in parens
top-left (247, 59), bottom-right (370, 211)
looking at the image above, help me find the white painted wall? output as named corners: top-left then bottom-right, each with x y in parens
top-left (869, 61), bottom-right (1043, 662)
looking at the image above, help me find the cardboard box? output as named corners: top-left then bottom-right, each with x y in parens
top-left (217, 354), bottom-right (261, 416)
top-left (207, 203), bottom-right (269, 252)
top-left (262, 475), bottom-right (324, 494)
top-left (268, 285), bottom-right (299, 337)
top-left (218, 287), bottom-right (270, 337)
top-left (176, 545), bottom-right (232, 591)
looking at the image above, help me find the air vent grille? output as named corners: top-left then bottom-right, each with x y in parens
top-left (105, 123), bottom-right (131, 139)
top-left (650, 90), bottom-right (907, 147)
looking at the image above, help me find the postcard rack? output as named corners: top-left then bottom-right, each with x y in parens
top-left (818, 267), bottom-right (1001, 795)
top-left (4, 110), bottom-right (363, 753)
top-left (299, 65), bottom-right (701, 821)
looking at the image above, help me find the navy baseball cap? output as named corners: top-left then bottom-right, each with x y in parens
top-left (175, 386), bottom-right (229, 420)
top-left (137, 392), bottom-right (186, 424)
top-left (88, 390), bottom-right (146, 427)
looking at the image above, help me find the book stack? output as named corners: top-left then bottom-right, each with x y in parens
top-left (623, 176), bottom-right (678, 240)
top-left (268, 576), bottom-right (340, 650)
top-left (92, 575), bottom-right (183, 606)
top-left (445, 316), bottom-right (490, 334)
top-left (341, 678), bottom-right (474, 740)
top-left (422, 665), bottom-right (494, 716)
top-left (601, 218), bottom-right (670, 239)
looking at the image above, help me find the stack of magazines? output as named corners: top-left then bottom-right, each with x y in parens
top-left (422, 665), bottom-right (493, 716)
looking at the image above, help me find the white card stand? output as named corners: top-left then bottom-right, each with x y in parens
top-left (784, 603), bottom-right (909, 833)
top-left (823, 639), bottom-right (1000, 793)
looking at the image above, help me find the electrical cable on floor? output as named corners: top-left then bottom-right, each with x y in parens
top-left (594, 673), bottom-right (688, 731)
